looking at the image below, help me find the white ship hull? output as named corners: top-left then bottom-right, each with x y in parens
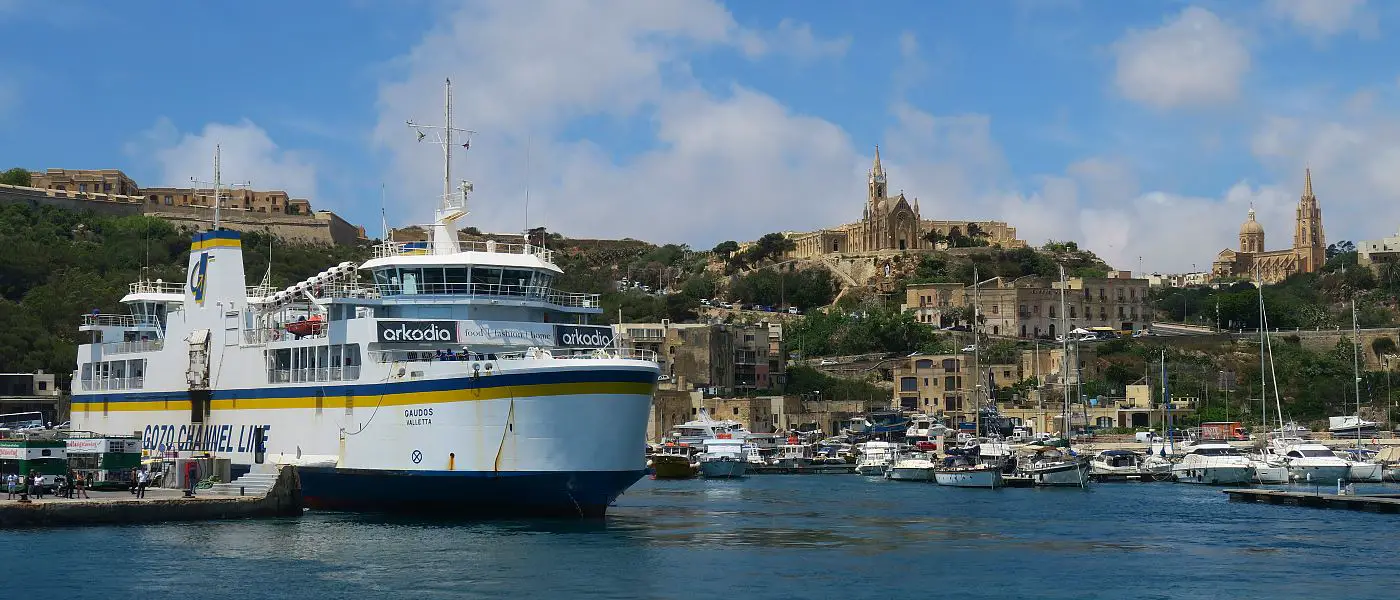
top-left (886, 461), bottom-right (936, 481)
top-left (1029, 460), bottom-right (1089, 487)
top-left (1347, 462), bottom-right (1383, 483)
top-left (1288, 463), bottom-right (1349, 484)
top-left (934, 466), bottom-right (1003, 488)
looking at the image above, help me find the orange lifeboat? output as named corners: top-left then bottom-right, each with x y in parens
top-left (285, 315), bottom-right (325, 338)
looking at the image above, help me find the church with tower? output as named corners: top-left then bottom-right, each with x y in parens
top-left (1210, 169), bottom-right (1327, 284)
top-left (787, 147), bottom-right (1024, 259)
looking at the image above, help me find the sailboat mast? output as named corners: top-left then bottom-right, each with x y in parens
top-left (1059, 264), bottom-right (1069, 441)
top-left (973, 265), bottom-right (981, 439)
top-left (1258, 271), bottom-right (1267, 432)
top-left (1352, 299), bottom-right (1363, 448)
top-left (1162, 351), bottom-right (1172, 453)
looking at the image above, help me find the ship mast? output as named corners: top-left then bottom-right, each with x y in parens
top-left (408, 78), bottom-right (476, 255)
top-left (190, 144), bottom-right (248, 232)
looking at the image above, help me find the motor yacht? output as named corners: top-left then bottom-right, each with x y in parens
top-left (1171, 443), bottom-right (1254, 484)
top-left (854, 441), bottom-right (898, 476)
top-left (1018, 445), bottom-right (1088, 487)
top-left (1273, 439), bottom-right (1350, 483)
top-left (697, 437), bottom-right (747, 479)
top-left (934, 447), bottom-right (1003, 488)
top-left (886, 452), bottom-right (938, 482)
top-left (669, 410), bottom-right (752, 447)
top-left (1090, 450), bottom-right (1149, 479)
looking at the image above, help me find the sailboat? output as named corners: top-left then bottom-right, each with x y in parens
top-left (1248, 277), bottom-right (1289, 484)
top-left (1016, 264), bottom-right (1088, 487)
top-left (1344, 300), bottom-right (1384, 482)
top-left (934, 266), bottom-right (1003, 489)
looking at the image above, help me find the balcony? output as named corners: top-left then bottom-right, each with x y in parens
top-left (321, 282), bottom-right (600, 309)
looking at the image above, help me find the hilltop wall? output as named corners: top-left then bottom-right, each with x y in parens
top-left (1, 184), bottom-right (360, 246)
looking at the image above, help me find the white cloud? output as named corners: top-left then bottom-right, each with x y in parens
top-left (374, 0), bottom-right (859, 244)
top-left (1266, 0), bottom-right (1376, 38)
top-left (1112, 7), bottom-right (1250, 110)
top-left (126, 118), bottom-right (318, 201)
top-left (741, 18), bottom-right (851, 61)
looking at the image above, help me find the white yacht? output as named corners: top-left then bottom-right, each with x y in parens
top-left (1246, 450), bottom-right (1290, 484)
top-left (1090, 450), bottom-right (1149, 479)
top-left (854, 441), bottom-right (898, 476)
top-left (1338, 448), bottom-right (1383, 483)
top-left (1274, 440), bottom-right (1350, 483)
top-left (904, 415), bottom-right (946, 444)
top-left (885, 452), bottom-right (937, 482)
top-left (697, 437), bottom-right (747, 479)
top-left (1172, 443), bottom-right (1254, 485)
top-left (669, 410), bottom-right (751, 447)
top-left (69, 84), bottom-right (660, 517)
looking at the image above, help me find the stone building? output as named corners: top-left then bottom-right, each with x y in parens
top-left (786, 147), bottom-right (1024, 259)
top-left (891, 354), bottom-right (1019, 422)
top-left (30, 169), bottom-right (141, 196)
top-left (903, 274), bottom-right (1151, 338)
top-left (614, 321), bottom-right (784, 397)
top-left (1211, 169), bottom-right (1327, 284)
top-left (141, 186), bottom-right (312, 215)
top-left (1358, 228), bottom-right (1400, 276)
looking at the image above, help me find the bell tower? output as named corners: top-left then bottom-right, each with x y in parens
top-left (1292, 168), bottom-right (1326, 273)
top-left (868, 145), bottom-right (887, 206)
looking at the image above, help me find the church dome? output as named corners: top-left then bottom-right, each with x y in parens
top-left (1239, 208), bottom-right (1264, 236)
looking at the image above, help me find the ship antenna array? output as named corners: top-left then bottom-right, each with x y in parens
top-left (407, 78), bottom-right (476, 217)
top-left (190, 144), bottom-right (250, 231)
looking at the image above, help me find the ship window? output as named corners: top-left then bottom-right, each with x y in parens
top-left (422, 267), bottom-right (446, 294)
top-left (445, 267), bottom-right (469, 293)
top-left (471, 267), bottom-right (502, 293)
top-left (503, 269), bottom-right (533, 296)
top-left (398, 268), bottom-right (421, 295)
top-left (373, 269), bottom-right (393, 294)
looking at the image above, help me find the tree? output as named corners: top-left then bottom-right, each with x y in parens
top-left (922, 229), bottom-right (947, 247)
top-left (711, 240), bottom-right (739, 259)
top-left (0, 168), bottom-right (30, 187)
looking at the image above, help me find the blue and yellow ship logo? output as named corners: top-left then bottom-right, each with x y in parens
top-left (188, 252), bottom-right (211, 306)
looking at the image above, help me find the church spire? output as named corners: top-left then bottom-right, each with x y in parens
top-left (872, 145), bottom-right (882, 176)
top-left (1303, 167), bottom-right (1314, 198)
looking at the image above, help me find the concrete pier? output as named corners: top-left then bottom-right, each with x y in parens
top-left (1223, 488), bottom-right (1400, 513)
top-left (0, 465), bottom-right (302, 527)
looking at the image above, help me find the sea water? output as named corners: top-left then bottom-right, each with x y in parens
top-left (11, 476), bottom-right (1399, 599)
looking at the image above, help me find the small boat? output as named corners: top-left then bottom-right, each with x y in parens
top-left (1375, 446), bottom-right (1400, 482)
top-left (854, 441), bottom-right (897, 476)
top-left (1019, 444), bottom-right (1089, 487)
top-left (886, 452), bottom-right (937, 482)
top-left (669, 410), bottom-right (752, 447)
top-left (283, 315), bottom-right (325, 338)
top-left (1338, 448), bottom-right (1383, 483)
top-left (650, 443), bottom-right (698, 479)
top-left (934, 446), bottom-right (1003, 488)
top-left (1246, 451), bottom-right (1290, 484)
top-left (1328, 415), bottom-right (1379, 436)
top-left (697, 437), bottom-right (747, 479)
top-left (1172, 443), bottom-right (1254, 485)
top-left (1090, 450), bottom-right (1149, 480)
top-left (904, 415), bottom-right (947, 444)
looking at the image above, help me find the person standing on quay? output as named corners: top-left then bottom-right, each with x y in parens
top-left (129, 467), bottom-right (139, 494)
top-left (5, 472), bottom-right (16, 500)
top-left (74, 472), bottom-right (89, 499)
top-left (136, 467), bottom-right (149, 499)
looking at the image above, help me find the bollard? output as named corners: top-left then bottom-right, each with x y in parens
top-left (449, 452), bottom-right (456, 471)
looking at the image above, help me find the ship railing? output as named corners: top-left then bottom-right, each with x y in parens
top-left (82, 314), bottom-right (137, 328)
top-left (373, 240), bottom-right (555, 264)
top-left (243, 326), bottom-right (328, 345)
top-left (343, 282), bottom-right (600, 309)
top-left (128, 280), bottom-right (185, 295)
top-left (77, 376), bottom-right (145, 391)
top-left (268, 365), bottom-right (360, 384)
top-left (101, 339), bottom-right (164, 355)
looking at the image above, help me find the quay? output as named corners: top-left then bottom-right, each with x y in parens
top-left (0, 465), bottom-right (302, 527)
top-left (750, 464), bottom-right (856, 475)
top-left (1222, 488), bottom-right (1400, 513)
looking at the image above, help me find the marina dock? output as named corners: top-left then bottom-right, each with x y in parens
top-left (0, 465), bottom-right (302, 527)
top-left (1222, 488), bottom-right (1400, 513)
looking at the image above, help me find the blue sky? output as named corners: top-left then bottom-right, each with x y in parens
top-left (2, 0), bottom-right (1398, 272)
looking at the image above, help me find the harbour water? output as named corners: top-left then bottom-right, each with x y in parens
top-left (13, 476), bottom-right (1400, 599)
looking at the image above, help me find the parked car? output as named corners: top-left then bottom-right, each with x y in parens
top-left (818, 359), bottom-right (837, 366)
top-left (961, 345), bottom-right (976, 353)
top-left (787, 307), bottom-right (800, 314)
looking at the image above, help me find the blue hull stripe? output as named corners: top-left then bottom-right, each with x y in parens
top-left (75, 366), bottom-right (656, 404)
top-left (296, 467), bottom-right (646, 518)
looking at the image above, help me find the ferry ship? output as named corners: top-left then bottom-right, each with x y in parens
top-left (70, 81), bottom-right (661, 517)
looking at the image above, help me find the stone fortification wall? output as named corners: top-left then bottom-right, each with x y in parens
top-left (1, 183), bottom-right (360, 246)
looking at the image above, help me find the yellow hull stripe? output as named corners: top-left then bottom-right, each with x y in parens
top-left (190, 239), bottom-right (243, 251)
top-left (72, 382), bottom-right (655, 413)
